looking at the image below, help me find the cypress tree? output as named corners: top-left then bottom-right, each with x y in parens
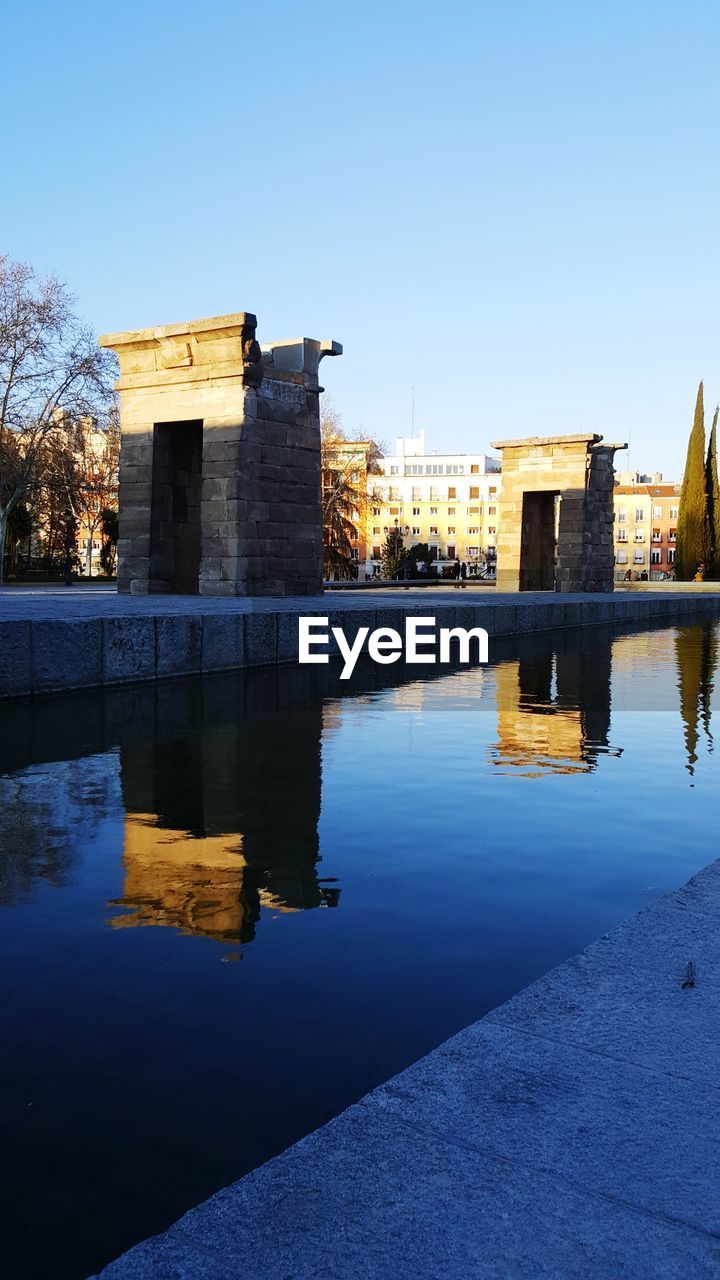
top-left (705, 405), bottom-right (720, 580)
top-left (676, 382), bottom-right (709, 580)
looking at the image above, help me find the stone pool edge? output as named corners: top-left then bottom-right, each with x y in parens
top-left (89, 856), bottom-right (720, 1278)
top-left (3, 589), bottom-right (720, 699)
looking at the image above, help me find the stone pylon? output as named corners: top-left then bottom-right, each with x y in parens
top-left (100, 314), bottom-right (342, 596)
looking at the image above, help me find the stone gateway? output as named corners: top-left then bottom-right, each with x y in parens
top-left (490, 433), bottom-right (627, 593)
top-left (99, 314), bottom-right (342, 596)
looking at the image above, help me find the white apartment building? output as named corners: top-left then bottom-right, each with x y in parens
top-left (364, 431), bottom-right (501, 577)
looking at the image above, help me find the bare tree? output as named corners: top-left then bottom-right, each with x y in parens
top-left (0, 256), bottom-right (115, 584)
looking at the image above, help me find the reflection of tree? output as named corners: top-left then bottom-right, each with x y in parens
top-left (676, 623), bottom-right (717, 775)
top-left (0, 755), bottom-right (119, 905)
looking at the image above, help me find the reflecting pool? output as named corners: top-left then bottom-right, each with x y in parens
top-left (1, 621), bottom-right (718, 1279)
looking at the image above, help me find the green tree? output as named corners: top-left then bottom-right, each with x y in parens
top-left (404, 541), bottom-right (433, 578)
top-left (381, 524), bottom-right (406, 580)
top-left (705, 405), bottom-right (720, 580)
top-left (676, 382), bottom-right (709, 580)
top-left (99, 506), bottom-right (119, 577)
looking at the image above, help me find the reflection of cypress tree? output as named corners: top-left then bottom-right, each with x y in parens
top-left (676, 623), bottom-right (718, 773)
top-left (676, 383), bottom-right (709, 580)
top-left (705, 407), bottom-right (720, 580)
top-left (700, 623), bottom-right (717, 751)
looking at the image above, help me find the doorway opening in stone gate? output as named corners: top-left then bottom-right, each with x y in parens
top-left (519, 491), bottom-right (560, 591)
top-left (150, 420), bottom-right (203, 594)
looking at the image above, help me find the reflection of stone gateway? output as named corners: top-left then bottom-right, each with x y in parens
top-left (99, 314), bottom-right (342, 597)
top-left (110, 693), bottom-right (333, 946)
top-left (492, 641), bottom-right (613, 775)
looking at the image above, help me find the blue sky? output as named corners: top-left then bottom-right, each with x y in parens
top-left (3, 0), bottom-right (719, 478)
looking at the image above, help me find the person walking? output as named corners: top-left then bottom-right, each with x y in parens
top-left (460, 561), bottom-right (467, 582)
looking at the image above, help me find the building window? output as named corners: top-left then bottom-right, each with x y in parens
top-left (447, 544), bottom-right (456, 560)
top-left (447, 526), bottom-right (456, 534)
top-left (372, 546), bottom-right (381, 560)
top-left (429, 525), bottom-right (438, 535)
top-left (468, 526), bottom-right (479, 534)
top-left (616, 550), bottom-right (628, 564)
top-left (373, 507), bottom-right (381, 516)
top-left (653, 506), bottom-right (662, 519)
top-left (412, 526), bottom-right (421, 535)
top-left (633, 550), bottom-right (645, 563)
top-left (635, 507), bottom-right (645, 522)
top-left (489, 486), bottom-right (497, 495)
top-left (412, 487), bottom-right (421, 501)
top-left (412, 506), bottom-right (420, 516)
top-left (650, 549), bottom-right (661, 564)
top-left (668, 548), bottom-right (676, 564)
top-left (390, 466), bottom-right (399, 475)
top-left (618, 510), bottom-right (627, 523)
top-left (468, 506), bottom-right (480, 515)
top-left (617, 529), bottom-right (627, 542)
top-left (488, 506), bottom-right (497, 515)
top-left (652, 529), bottom-right (661, 542)
top-left (669, 528), bottom-right (676, 542)
top-left (425, 464), bottom-right (443, 475)
top-left (350, 548), bottom-right (359, 560)
top-left (469, 487), bottom-right (480, 499)
top-left (389, 507), bottom-right (400, 516)
top-left (430, 506), bottom-right (438, 515)
top-left (471, 464), bottom-right (480, 474)
top-left (467, 545), bottom-right (479, 556)
top-left (488, 526), bottom-right (496, 535)
top-left (373, 526), bottom-right (381, 535)
top-left (634, 530), bottom-right (644, 542)
top-left (429, 487), bottom-right (439, 501)
top-left (670, 506), bottom-right (678, 520)
top-left (389, 487), bottom-right (400, 500)
top-left (448, 506), bottom-right (456, 515)
top-left (448, 487), bottom-right (456, 500)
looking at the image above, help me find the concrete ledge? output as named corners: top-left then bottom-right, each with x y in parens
top-left (2, 589), bottom-right (720, 699)
top-left (90, 858), bottom-right (720, 1279)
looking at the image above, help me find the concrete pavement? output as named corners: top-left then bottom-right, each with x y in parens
top-left (89, 857), bottom-right (720, 1278)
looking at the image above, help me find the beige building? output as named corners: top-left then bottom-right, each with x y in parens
top-left (363, 431), bottom-right (501, 576)
top-left (613, 479), bottom-right (680, 582)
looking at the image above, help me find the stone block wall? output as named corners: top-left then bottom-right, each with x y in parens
top-left (100, 316), bottom-right (341, 597)
top-left (490, 434), bottom-right (626, 594)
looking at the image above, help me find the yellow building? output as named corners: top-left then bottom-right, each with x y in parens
top-left (363, 431), bottom-right (501, 577)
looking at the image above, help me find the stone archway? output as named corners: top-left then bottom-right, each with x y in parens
top-left (490, 433), bottom-right (626, 593)
top-left (100, 314), bottom-right (342, 597)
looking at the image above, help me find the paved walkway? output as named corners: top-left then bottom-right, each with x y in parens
top-left (0, 584), bottom-right (565, 619)
top-left (91, 858), bottom-right (720, 1279)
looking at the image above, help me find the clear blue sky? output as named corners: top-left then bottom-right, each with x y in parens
top-left (4, 0), bottom-right (719, 478)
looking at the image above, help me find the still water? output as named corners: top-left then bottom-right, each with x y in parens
top-left (1, 622), bottom-right (718, 1279)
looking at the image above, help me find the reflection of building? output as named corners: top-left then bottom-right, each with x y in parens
top-left (109, 703), bottom-right (337, 945)
top-left (492, 644), bottom-right (613, 775)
